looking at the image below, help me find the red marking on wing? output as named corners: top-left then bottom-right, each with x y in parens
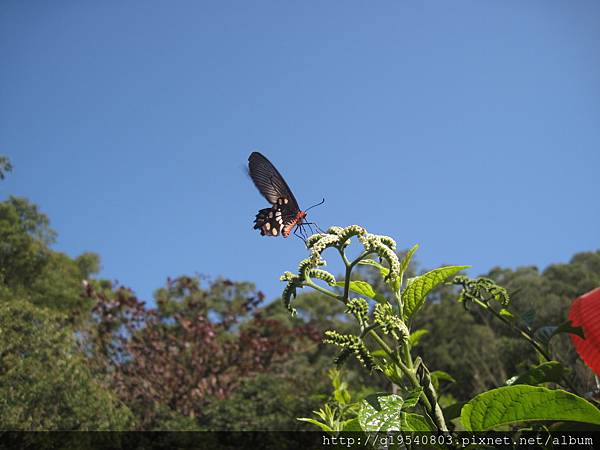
top-left (282, 211), bottom-right (306, 237)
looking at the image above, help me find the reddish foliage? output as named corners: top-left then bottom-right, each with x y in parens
top-left (84, 277), bottom-right (318, 427)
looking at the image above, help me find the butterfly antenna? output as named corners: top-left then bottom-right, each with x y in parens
top-left (304, 198), bottom-right (325, 213)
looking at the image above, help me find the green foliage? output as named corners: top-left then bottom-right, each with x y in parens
top-left (335, 280), bottom-right (386, 303)
top-left (403, 265), bottom-right (469, 320)
top-left (461, 385), bottom-right (600, 431)
top-left (87, 276), bottom-right (322, 430)
top-left (408, 329), bottom-right (428, 347)
top-left (358, 393), bottom-right (435, 432)
top-left (0, 299), bottom-right (134, 430)
top-left (1, 188), bottom-right (598, 433)
top-left (507, 361), bottom-right (568, 386)
top-left (373, 303), bottom-right (408, 341)
top-left (286, 225), bottom-right (455, 432)
top-left (323, 331), bottom-right (376, 371)
top-left (0, 196), bottom-right (99, 316)
top-left (201, 373), bottom-right (320, 431)
top-left (288, 225), bottom-right (600, 435)
top-left (297, 369), bottom-right (361, 432)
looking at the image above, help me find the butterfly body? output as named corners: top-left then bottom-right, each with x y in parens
top-left (248, 152), bottom-right (307, 238)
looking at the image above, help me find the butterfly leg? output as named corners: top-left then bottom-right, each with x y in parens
top-left (293, 225), bottom-right (308, 245)
top-left (301, 222), bottom-right (326, 235)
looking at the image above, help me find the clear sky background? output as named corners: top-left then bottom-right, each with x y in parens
top-left (1, 1), bottom-right (599, 305)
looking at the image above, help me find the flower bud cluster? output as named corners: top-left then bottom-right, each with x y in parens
top-left (324, 330), bottom-right (375, 371)
top-left (358, 233), bottom-right (400, 282)
top-left (346, 297), bottom-right (369, 326)
top-left (454, 275), bottom-right (510, 306)
top-left (374, 303), bottom-right (409, 342)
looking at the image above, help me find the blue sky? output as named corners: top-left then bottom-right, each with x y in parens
top-left (1, 1), bottom-right (599, 305)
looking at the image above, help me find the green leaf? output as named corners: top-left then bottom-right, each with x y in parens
top-left (553, 320), bottom-right (585, 339)
top-left (443, 402), bottom-right (466, 421)
top-left (399, 412), bottom-right (435, 432)
top-left (461, 385), bottom-right (600, 431)
top-left (402, 388), bottom-right (423, 409)
top-left (399, 245), bottom-right (419, 277)
top-left (381, 362), bottom-right (404, 385)
top-left (521, 309), bottom-right (536, 329)
top-left (297, 417), bottom-right (334, 432)
top-left (358, 393), bottom-right (404, 431)
top-left (402, 266), bottom-right (469, 320)
top-left (334, 387), bottom-right (351, 406)
top-left (335, 280), bottom-right (387, 304)
top-left (392, 244), bottom-right (419, 291)
top-left (499, 308), bottom-right (515, 320)
top-left (341, 417), bottom-right (362, 431)
top-left (537, 320), bottom-right (585, 345)
top-left (358, 259), bottom-right (390, 278)
top-left (507, 361), bottom-right (567, 386)
top-left (408, 329), bottom-right (429, 347)
top-left (430, 370), bottom-right (456, 392)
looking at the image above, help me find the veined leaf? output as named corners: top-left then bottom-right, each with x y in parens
top-left (341, 418), bottom-right (362, 431)
top-left (399, 244), bottom-right (419, 278)
top-left (430, 370), bottom-right (456, 392)
top-left (443, 402), bottom-right (466, 421)
top-left (358, 392), bottom-right (432, 431)
top-left (536, 320), bottom-right (585, 346)
top-left (358, 259), bottom-right (390, 278)
top-left (335, 280), bottom-right (386, 304)
top-left (402, 387), bottom-right (423, 409)
top-left (461, 385), bottom-right (600, 431)
top-left (408, 329), bottom-right (429, 347)
top-left (358, 393), bottom-right (404, 431)
top-left (506, 361), bottom-right (567, 386)
top-left (399, 412), bottom-right (435, 432)
top-left (402, 266), bottom-right (469, 320)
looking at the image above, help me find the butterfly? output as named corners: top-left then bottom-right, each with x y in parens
top-left (248, 152), bottom-right (322, 239)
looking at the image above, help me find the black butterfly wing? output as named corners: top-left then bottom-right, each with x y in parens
top-left (253, 201), bottom-right (301, 237)
top-left (248, 152), bottom-right (300, 212)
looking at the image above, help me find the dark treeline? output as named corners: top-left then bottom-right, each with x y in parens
top-left (1, 194), bottom-right (598, 430)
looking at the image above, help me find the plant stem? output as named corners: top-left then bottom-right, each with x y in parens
top-left (304, 278), bottom-right (343, 301)
top-left (402, 340), bottom-right (414, 370)
top-left (472, 297), bottom-right (581, 395)
top-left (366, 329), bottom-right (451, 430)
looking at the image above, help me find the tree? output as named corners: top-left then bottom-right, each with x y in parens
top-left (85, 276), bottom-right (321, 429)
top-left (0, 196), bottom-right (99, 317)
top-left (0, 299), bottom-right (134, 430)
top-left (414, 250), bottom-right (600, 401)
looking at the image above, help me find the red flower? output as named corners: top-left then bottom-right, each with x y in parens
top-left (569, 287), bottom-right (600, 376)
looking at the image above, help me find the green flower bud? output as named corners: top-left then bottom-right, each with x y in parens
top-left (326, 226), bottom-right (344, 236)
top-left (337, 225), bottom-right (367, 244)
top-left (306, 233), bottom-right (324, 248)
top-left (346, 297), bottom-right (369, 324)
top-left (323, 330), bottom-right (375, 371)
top-left (374, 303), bottom-right (408, 342)
top-left (279, 271), bottom-right (295, 282)
top-left (310, 233), bottom-right (341, 255)
top-left (359, 234), bottom-right (401, 281)
top-left (309, 269), bottom-right (336, 286)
